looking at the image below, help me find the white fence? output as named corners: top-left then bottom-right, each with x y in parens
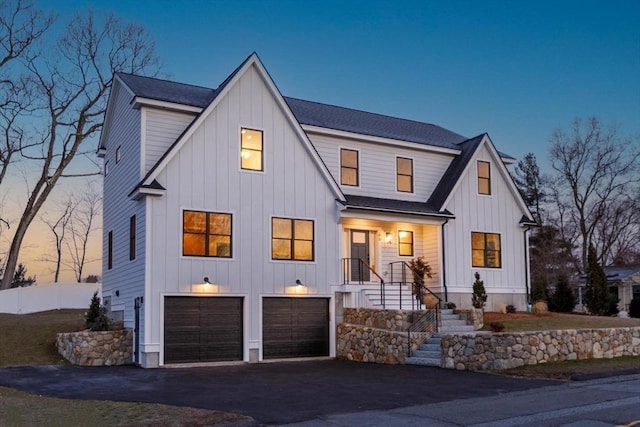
top-left (0, 282), bottom-right (102, 314)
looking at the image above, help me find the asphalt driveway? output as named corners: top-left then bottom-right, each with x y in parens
top-left (0, 360), bottom-right (557, 425)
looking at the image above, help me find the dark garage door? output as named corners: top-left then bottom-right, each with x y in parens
top-left (164, 296), bottom-right (243, 364)
top-left (263, 297), bottom-right (329, 359)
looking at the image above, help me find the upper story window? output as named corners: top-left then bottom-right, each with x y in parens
top-left (240, 128), bottom-right (263, 171)
top-left (397, 157), bottom-right (413, 193)
top-left (398, 230), bottom-right (414, 256)
top-left (107, 231), bottom-right (113, 269)
top-left (340, 148), bottom-right (359, 186)
top-left (272, 217), bottom-right (314, 261)
top-left (471, 232), bottom-right (501, 268)
top-left (183, 210), bottom-right (232, 258)
top-left (116, 146), bottom-right (122, 164)
top-left (129, 215), bottom-right (136, 261)
top-left (477, 161), bottom-right (491, 195)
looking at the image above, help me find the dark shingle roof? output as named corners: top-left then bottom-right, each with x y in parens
top-left (115, 74), bottom-right (469, 151)
top-left (116, 73), bottom-right (216, 108)
top-left (339, 195), bottom-right (454, 218)
top-left (427, 134), bottom-right (486, 211)
top-left (283, 97), bottom-right (467, 150)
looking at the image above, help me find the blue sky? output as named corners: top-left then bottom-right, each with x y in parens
top-left (5, 0), bottom-right (639, 282)
top-left (48, 0), bottom-right (639, 167)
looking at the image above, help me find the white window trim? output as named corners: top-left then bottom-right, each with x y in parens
top-left (395, 155), bottom-right (415, 194)
top-left (179, 207), bottom-right (236, 261)
top-left (476, 160), bottom-right (492, 197)
top-left (397, 229), bottom-right (415, 257)
top-left (470, 230), bottom-right (503, 270)
top-left (269, 214), bottom-right (317, 264)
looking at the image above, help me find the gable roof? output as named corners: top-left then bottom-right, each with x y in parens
top-left (124, 53), bottom-right (345, 201)
top-left (116, 73), bottom-right (216, 108)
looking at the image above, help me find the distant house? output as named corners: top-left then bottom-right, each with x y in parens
top-left (97, 52), bottom-right (535, 368)
top-left (575, 265), bottom-right (640, 313)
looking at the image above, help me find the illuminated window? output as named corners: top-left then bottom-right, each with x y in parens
top-left (397, 157), bottom-right (413, 193)
top-left (183, 210), bottom-right (232, 257)
top-left (478, 161), bottom-right (491, 195)
top-left (240, 128), bottom-right (263, 171)
top-left (398, 230), bottom-right (414, 256)
top-left (340, 148), bottom-right (359, 186)
top-left (272, 217), bottom-right (314, 261)
top-left (471, 232), bottom-right (501, 268)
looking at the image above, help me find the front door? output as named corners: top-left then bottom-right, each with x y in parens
top-left (350, 230), bottom-right (370, 282)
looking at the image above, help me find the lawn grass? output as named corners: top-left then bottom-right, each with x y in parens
top-left (481, 312), bottom-right (640, 332)
top-left (500, 356), bottom-right (640, 381)
top-left (0, 310), bottom-right (253, 425)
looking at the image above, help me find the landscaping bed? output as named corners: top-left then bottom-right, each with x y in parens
top-left (482, 312), bottom-right (640, 332)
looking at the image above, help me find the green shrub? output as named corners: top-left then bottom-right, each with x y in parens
top-left (548, 274), bottom-right (577, 313)
top-left (490, 321), bottom-right (505, 332)
top-left (471, 272), bottom-right (487, 309)
top-left (85, 291), bottom-right (110, 331)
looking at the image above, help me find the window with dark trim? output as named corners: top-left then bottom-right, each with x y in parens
top-left (108, 231), bottom-right (113, 269)
top-left (340, 148), bottom-right (359, 186)
top-left (398, 230), bottom-right (414, 256)
top-left (104, 161), bottom-right (109, 176)
top-left (129, 215), bottom-right (136, 261)
top-left (116, 146), bottom-right (122, 164)
top-left (471, 232), bottom-right (501, 268)
top-left (272, 217), bottom-right (314, 261)
top-left (478, 161), bottom-right (491, 195)
top-left (183, 210), bottom-right (232, 257)
top-left (240, 128), bottom-right (263, 171)
top-left (397, 157), bottom-right (413, 192)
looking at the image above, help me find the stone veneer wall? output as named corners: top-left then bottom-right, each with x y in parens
top-left (337, 308), bottom-right (429, 364)
top-left (442, 327), bottom-right (640, 370)
top-left (57, 329), bottom-right (133, 366)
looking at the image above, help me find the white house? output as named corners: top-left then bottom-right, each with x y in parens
top-left (98, 52), bottom-right (535, 368)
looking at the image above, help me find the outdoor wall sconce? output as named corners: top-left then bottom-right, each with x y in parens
top-left (115, 290), bottom-right (120, 297)
top-left (295, 279), bottom-right (305, 287)
top-left (385, 232), bottom-right (393, 244)
top-left (203, 276), bottom-right (211, 284)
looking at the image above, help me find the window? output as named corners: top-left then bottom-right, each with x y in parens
top-left (129, 215), bottom-right (136, 261)
top-left (471, 232), bottom-right (501, 268)
top-left (272, 217), bottom-right (314, 261)
top-left (478, 161), bottom-right (491, 195)
top-left (104, 161), bottom-right (109, 176)
top-left (183, 210), bottom-right (232, 257)
top-left (108, 231), bottom-right (113, 269)
top-left (240, 128), bottom-right (263, 171)
top-left (397, 157), bottom-right (413, 192)
top-left (340, 148), bottom-right (359, 186)
top-left (398, 230), bottom-right (414, 256)
top-left (116, 146), bottom-right (122, 164)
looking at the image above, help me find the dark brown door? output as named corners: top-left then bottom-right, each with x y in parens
top-left (263, 297), bottom-right (329, 359)
top-left (350, 230), bottom-right (370, 281)
top-left (164, 296), bottom-right (243, 364)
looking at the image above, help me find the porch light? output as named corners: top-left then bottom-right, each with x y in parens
top-left (296, 279), bottom-right (305, 287)
top-left (193, 276), bottom-right (218, 293)
top-left (287, 279), bottom-right (308, 294)
top-left (385, 232), bottom-right (393, 244)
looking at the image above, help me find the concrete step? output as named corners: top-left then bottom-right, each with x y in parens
top-left (412, 349), bottom-right (440, 359)
top-left (438, 325), bottom-right (475, 333)
top-left (440, 313), bottom-right (461, 321)
top-left (441, 319), bottom-right (467, 327)
top-left (405, 356), bottom-right (440, 366)
top-left (419, 343), bottom-right (441, 352)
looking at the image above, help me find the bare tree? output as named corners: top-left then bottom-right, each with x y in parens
top-left (41, 198), bottom-right (74, 282)
top-left (0, 7), bottom-right (159, 290)
top-left (67, 185), bottom-right (101, 283)
top-left (549, 117), bottom-right (640, 271)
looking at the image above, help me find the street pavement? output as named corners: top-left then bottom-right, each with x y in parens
top-left (0, 360), bottom-right (638, 426)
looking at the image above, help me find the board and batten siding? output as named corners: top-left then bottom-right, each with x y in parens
top-left (145, 64), bottom-right (340, 360)
top-left (310, 133), bottom-right (454, 201)
top-left (102, 82), bottom-right (147, 337)
top-left (443, 145), bottom-right (527, 298)
top-left (143, 108), bottom-right (196, 175)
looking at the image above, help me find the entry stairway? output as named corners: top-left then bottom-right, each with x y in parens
top-left (363, 284), bottom-right (418, 310)
top-left (405, 309), bottom-right (475, 367)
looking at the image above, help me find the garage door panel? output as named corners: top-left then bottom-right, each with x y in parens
top-left (164, 296), bottom-right (243, 364)
top-left (263, 298), bottom-right (329, 359)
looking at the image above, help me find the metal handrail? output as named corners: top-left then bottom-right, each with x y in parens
top-left (389, 261), bottom-right (443, 309)
top-left (341, 258), bottom-right (386, 306)
top-left (407, 307), bottom-right (439, 357)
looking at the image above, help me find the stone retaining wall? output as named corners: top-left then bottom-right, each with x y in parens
top-left (338, 308), bottom-right (429, 364)
top-left (57, 329), bottom-right (133, 366)
top-left (453, 308), bottom-right (484, 330)
top-left (442, 327), bottom-right (640, 370)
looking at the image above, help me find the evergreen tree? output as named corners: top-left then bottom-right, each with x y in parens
top-left (11, 263), bottom-right (36, 288)
top-left (583, 245), bottom-right (611, 316)
top-left (513, 153), bottom-right (545, 225)
top-left (548, 274), bottom-right (577, 312)
top-left (471, 272), bottom-right (487, 309)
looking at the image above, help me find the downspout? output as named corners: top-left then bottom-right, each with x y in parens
top-left (441, 219), bottom-right (449, 302)
top-left (523, 226), bottom-right (531, 305)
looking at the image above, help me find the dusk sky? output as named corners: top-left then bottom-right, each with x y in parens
top-left (5, 0), bottom-right (640, 282)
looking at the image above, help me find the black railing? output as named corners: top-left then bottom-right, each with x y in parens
top-left (388, 261), bottom-right (443, 311)
top-left (341, 258), bottom-right (386, 306)
top-left (407, 308), bottom-right (439, 357)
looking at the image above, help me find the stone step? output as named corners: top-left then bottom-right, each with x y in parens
top-left (405, 356), bottom-right (440, 366)
top-left (419, 343), bottom-right (441, 352)
top-left (412, 349), bottom-right (440, 359)
top-left (440, 309), bottom-right (454, 315)
top-left (440, 313), bottom-right (461, 321)
top-left (438, 325), bottom-right (475, 333)
top-left (441, 319), bottom-right (467, 327)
